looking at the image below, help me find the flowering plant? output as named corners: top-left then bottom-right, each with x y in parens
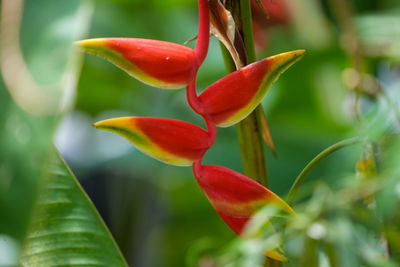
top-left (77, 0), bottom-right (304, 261)
top-left (2, 0), bottom-right (400, 266)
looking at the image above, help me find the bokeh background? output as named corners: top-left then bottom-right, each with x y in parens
top-left (1, 0), bottom-right (400, 266)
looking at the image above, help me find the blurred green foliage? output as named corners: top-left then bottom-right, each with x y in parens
top-left (1, 0), bottom-right (400, 266)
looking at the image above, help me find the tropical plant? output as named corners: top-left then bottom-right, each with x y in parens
top-left (1, 0), bottom-right (400, 266)
top-left (77, 0), bottom-right (304, 261)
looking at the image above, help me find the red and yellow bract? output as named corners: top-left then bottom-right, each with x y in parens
top-left (77, 38), bottom-right (197, 89)
top-left (94, 117), bottom-right (211, 166)
top-left (193, 163), bottom-right (293, 234)
top-left (199, 50), bottom-right (306, 127)
top-left (193, 162), bottom-right (293, 261)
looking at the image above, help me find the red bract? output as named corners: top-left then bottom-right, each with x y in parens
top-left (94, 117), bottom-right (211, 166)
top-left (193, 163), bottom-right (293, 232)
top-left (199, 50), bottom-right (306, 127)
top-left (76, 38), bottom-right (197, 89)
top-left (193, 162), bottom-right (293, 261)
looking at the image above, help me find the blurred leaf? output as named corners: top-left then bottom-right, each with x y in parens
top-left (0, 0), bottom-right (122, 266)
top-left (0, 88), bottom-right (54, 266)
top-left (21, 0), bottom-right (91, 86)
top-left (20, 150), bottom-right (127, 266)
top-left (355, 11), bottom-right (400, 58)
top-left (286, 0), bottom-right (333, 49)
top-left (356, 141), bottom-right (377, 179)
top-left (301, 238), bottom-right (318, 267)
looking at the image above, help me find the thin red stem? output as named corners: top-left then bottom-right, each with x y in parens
top-left (187, 0), bottom-right (209, 115)
top-left (187, 0), bottom-right (210, 115)
top-left (186, 78), bottom-right (216, 146)
top-left (189, 0), bottom-right (214, 171)
top-left (193, 160), bottom-right (202, 178)
top-left (203, 114), bottom-right (217, 146)
top-left (195, 0), bottom-right (210, 66)
top-left (186, 78), bottom-right (204, 114)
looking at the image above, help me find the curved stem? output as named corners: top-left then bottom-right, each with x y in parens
top-left (204, 114), bottom-right (217, 146)
top-left (192, 159), bottom-right (203, 179)
top-left (195, 0), bottom-right (210, 66)
top-left (186, 78), bottom-right (204, 115)
top-left (286, 137), bottom-right (365, 204)
top-left (188, 0), bottom-right (214, 169)
top-left (186, 78), bottom-right (217, 146)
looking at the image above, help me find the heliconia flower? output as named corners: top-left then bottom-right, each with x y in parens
top-left (198, 50), bottom-right (306, 127)
top-left (192, 163), bottom-right (293, 261)
top-left (76, 38), bottom-right (198, 89)
top-left (94, 117), bottom-right (211, 166)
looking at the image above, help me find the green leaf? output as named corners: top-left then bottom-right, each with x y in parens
top-left (20, 150), bottom-right (127, 266)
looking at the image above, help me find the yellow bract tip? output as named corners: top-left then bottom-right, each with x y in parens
top-left (270, 49), bottom-right (306, 67)
top-left (75, 38), bottom-right (108, 48)
top-left (265, 248), bottom-right (289, 262)
top-left (93, 117), bottom-right (134, 130)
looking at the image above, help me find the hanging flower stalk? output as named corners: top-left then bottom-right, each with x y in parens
top-left (77, 0), bottom-right (304, 261)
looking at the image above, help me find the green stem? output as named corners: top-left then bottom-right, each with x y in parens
top-left (325, 243), bottom-right (339, 267)
top-left (239, 0), bottom-right (256, 63)
top-left (223, 1), bottom-right (271, 265)
top-left (236, 107), bottom-right (268, 186)
top-left (286, 137), bottom-right (364, 204)
top-left (233, 0), bottom-right (268, 186)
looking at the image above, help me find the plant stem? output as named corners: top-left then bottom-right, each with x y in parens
top-left (238, 0), bottom-right (267, 186)
top-left (238, 0), bottom-right (256, 63)
top-left (236, 107), bottom-right (268, 186)
top-left (223, 0), bottom-right (268, 186)
top-left (286, 137), bottom-right (364, 204)
top-left (195, 0), bottom-right (210, 66)
top-left (222, 1), bottom-right (271, 265)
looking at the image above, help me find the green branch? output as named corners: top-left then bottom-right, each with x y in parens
top-left (286, 137), bottom-right (364, 204)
